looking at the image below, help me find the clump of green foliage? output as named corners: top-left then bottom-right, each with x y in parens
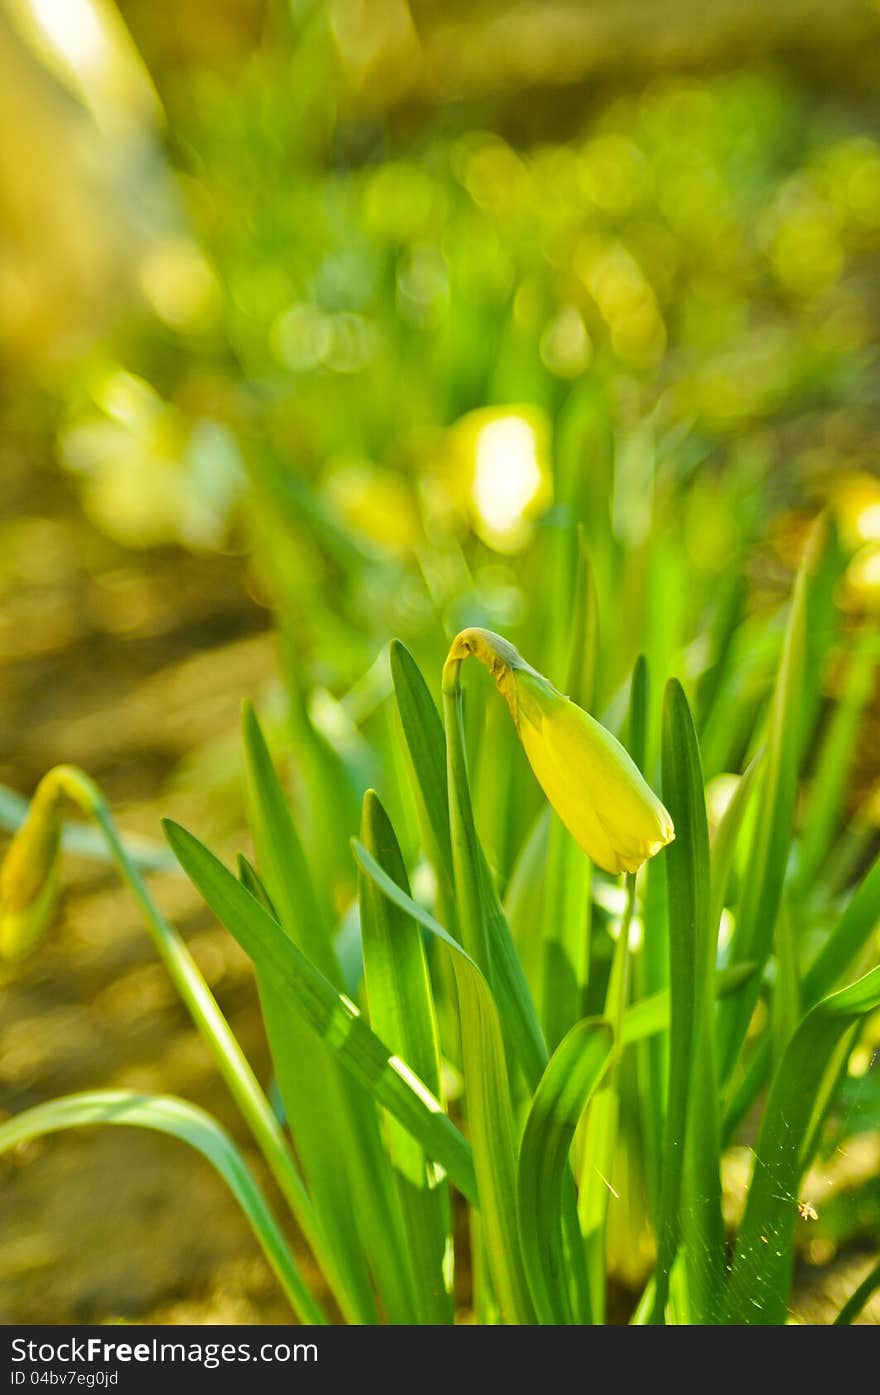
top-left (3, 0), bottom-right (880, 1329)
top-left (2, 505), bottom-right (878, 1324)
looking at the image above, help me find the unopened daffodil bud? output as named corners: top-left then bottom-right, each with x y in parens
top-left (0, 772), bottom-right (66, 960)
top-left (444, 628), bottom-right (674, 875)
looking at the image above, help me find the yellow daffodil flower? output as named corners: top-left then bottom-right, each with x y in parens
top-left (444, 628), bottom-right (674, 875)
top-left (0, 770), bottom-right (67, 960)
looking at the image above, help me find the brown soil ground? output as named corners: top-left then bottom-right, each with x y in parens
top-left (0, 452), bottom-right (309, 1323)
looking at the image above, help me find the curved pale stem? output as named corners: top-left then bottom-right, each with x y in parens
top-left (5, 766), bottom-right (343, 1319)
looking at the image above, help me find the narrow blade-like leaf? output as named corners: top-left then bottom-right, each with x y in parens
top-left (517, 1018), bottom-right (613, 1324)
top-left (359, 791), bottom-right (453, 1324)
top-left (803, 853), bottom-right (880, 1006)
top-left (352, 837), bottom-right (535, 1324)
top-left (163, 819), bottom-right (477, 1206)
top-left (718, 562), bottom-right (807, 1082)
top-left (396, 641), bottom-right (547, 1085)
top-left (724, 964), bottom-right (880, 1324)
top-left (0, 1091), bottom-right (325, 1325)
top-left (834, 1260), bottom-right (880, 1325)
top-left (540, 535), bottom-right (598, 1050)
top-left (723, 854), bottom-right (880, 1145)
top-left (796, 633), bottom-right (878, 892)
top-left (243, 704), bottom-right (410, 1322)
top-left (443, 671), bottom-right (548, 1089)
top-left (622, 963), bottom-right (758, 1046)
top-left (654, 679), bottom-right (723, 1324)
top-left (389, 640), bottom-right (455, 913)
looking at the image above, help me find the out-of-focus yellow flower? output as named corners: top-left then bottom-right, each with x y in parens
top-left (830, 470), bottom-right (880, 551)
top-left (771, 191), bottom-right (843, 299)
top-left (321, 460), bottom-right (422, 553)
top-left (139, 239), bottom-right (220, 333)
top-left (447, 406), bottom-right (552, 553)
top-left (0, 772), bottom-right (65, 960)
top-left (59, 369), bottom-right (243, 551)
top-left (862, 782), bottom-right (880, 828)
top-left (705, 773), bottom-right (741, 834)
top-left (843, 543), bottom-right (880, 610)
top-left (444, 628), bottom-right (674, 875)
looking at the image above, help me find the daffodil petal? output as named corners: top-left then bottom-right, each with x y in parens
top-left (444, 627), bottom-right (674, 876)
top-left (518, 712), bottom-right (622, 872)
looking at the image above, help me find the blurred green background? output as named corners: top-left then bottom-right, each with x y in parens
top-left (2, 0), bottom-right (880, 1323)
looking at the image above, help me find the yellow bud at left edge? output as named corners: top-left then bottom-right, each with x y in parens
top-left (0, 774), bottom-right (65, 961)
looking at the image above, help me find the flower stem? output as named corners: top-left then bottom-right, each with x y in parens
top-left (26, 767), bottom-right (337, 1319)
top-left (581, 870), bottom-right (637, 1320)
